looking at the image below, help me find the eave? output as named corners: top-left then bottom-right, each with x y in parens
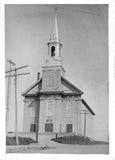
top-left (61, 76), bottom-right (84, 95)
top-left (81, 99), bottom-right (95, 116)
top-left (22, 78), bottom-right (42, 96)
top-left (24, 90), bottom-right (81, 97)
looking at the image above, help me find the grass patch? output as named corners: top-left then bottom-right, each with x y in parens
top-left (51, 135), bottom-right (109, 145)
top-left (6, 136), bottom-right (37, 145)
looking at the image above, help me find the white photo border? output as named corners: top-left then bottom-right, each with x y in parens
top-left (0, 0), bottom-right (115, 160)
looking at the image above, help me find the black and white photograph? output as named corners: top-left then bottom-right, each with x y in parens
top-left (4, 3), bottom-right (109, 155)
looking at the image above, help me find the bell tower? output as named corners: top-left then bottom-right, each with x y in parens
top-left (42, 15), bottom-right (65, 92)
top-left (46, 15), bottom-right (62, 66)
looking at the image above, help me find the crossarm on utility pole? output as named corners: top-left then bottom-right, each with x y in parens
top-left (5, 63), bottom-right (29, 145)
top-left (5, 72), bottom-right (30, 78)
top-left (5, 65), bottom-right (28, 73)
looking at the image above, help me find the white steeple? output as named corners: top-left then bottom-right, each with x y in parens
top-left (42, 14), bottom-right (65, 92)
top-left (46, 14), bottom-right (62, 66)
top-left (49, 15), bottom-right (60, 42)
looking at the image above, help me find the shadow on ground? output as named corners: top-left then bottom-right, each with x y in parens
top-left (6, 136), bottom-right (37, 145)
top-left (51, 135), bottom-right (109, 145)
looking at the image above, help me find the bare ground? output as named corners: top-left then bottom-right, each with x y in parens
top-left (6, 133), bottom-right (109, 154)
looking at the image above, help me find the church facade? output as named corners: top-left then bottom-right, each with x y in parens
top-left (22, 15), bottom-right (95, 137)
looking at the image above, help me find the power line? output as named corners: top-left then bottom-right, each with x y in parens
top-left (5, 65), bottom-right (28, 73)
top-left (5, 72), bottom-right (30, 78)
top-left (5, 62), bottom-right (29, 145)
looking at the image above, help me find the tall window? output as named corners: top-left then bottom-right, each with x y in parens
top-left (30, 107), bottom-right (35, 123)
top-left (51, 46), bottom-right (55, 57)
top-left (49, 73), bottom-right (54, 88)
top-left (67, 101), bottom-right (72, 117)
top-left (30, 124), bottom-right (36, 132)
top-left (46, 100), bottom-right (53, 116)
top-left (30, 107), bottom-right (36, 132)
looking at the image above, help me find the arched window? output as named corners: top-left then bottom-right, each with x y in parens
top-left (51, 46), bottom-right (55, 57)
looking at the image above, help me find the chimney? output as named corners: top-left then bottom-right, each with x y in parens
top-left (37, 72), bottom-right (40, 81)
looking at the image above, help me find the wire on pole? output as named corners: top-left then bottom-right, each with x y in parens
top-left (5, 62), bottom-right (29, 145)
top-left (6, 59), bottom-right (16, 135)
top-left (5, 72), bottom-right (30, 78)
top-left (5, 65), bottom-right (28, 73)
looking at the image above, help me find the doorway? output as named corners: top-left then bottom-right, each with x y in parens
top-left (45, 123), bottom-right (53, 132)
top-left (66, 124), bottom-right (73, 133)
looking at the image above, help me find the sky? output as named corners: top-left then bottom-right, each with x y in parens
top-left (5, 4), bottom-right (108, 141)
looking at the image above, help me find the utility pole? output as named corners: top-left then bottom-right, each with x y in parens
top-left (80, 110), bottom-right (90, 139)
top-left (5, 64), bottom-right (29, 145)
top-left (6, 59), bottom-right (16, 134)
top-left (14, 69), bottom-right (18, 144)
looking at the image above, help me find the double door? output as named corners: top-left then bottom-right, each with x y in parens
top-left (45, 123), bottom-right (53, 132)
top-left (66, 124), bottom-right (73, 133)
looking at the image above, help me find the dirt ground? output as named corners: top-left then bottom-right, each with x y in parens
top-left (6, 133), bottom-right (109, 154)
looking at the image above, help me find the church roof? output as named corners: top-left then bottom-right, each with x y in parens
top-left (81, 99), bottom-right (95, 115)
top-left (22, 78), bottom-right (42, 96)
top-left (22, 76), bottom-right (83, 96)
top-left (61, 76), bottom-right (84, 95)
top-left (22, 77), bottom-right (95, 115)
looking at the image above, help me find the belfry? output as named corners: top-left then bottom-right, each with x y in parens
top-left (42, 15), bottom-right (65, 92)
top-left (46, 14), bottom-right (62, 66)
top-left (22, 15), bottom-right (95, 136)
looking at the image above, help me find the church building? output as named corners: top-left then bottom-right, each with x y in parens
top-left (22, 15), bottom-right (95, 137)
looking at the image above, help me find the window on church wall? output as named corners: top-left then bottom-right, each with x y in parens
top-left (51, 46), bottom-right (55, 57)
top-left (59, 48), bottom-right (61, 57)
top-left (46, 100), bottom-right (53, 116)
top-left (67, 101), bottom-right (72, 117)
top-left (30, 124), bottom-right (36, 132)
top-left (49, 73), bottom-right (54, 88)
top-left (30, 107), bottom-right (35, 123)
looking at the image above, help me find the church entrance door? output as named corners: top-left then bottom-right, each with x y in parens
top-left (66, 124), bottom-right (73, 133)
top-left (45, 123), bottom-right (53, 132)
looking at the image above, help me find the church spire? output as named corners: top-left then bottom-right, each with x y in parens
top-left (49, 14), bottom-right (60, 42)
top-left (46, 14), bottom-right (62, 66)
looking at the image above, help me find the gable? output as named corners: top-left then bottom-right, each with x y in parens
top-left (22, 79), bottom-right (42, 96)
top-left (26, 83), bottom-right (41, 95)
top-left (61, 77), bottom-right (84, 95)
top-left (62, 82), bottom-right (74, 93)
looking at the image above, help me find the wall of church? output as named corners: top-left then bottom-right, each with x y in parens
top-left (23, 98), bottom-right (40, 132)
top-left (23, 98), bottom-right (34, 132)
top-left (42, 69), bottom-right (60, 91)
top-left (39, 99), bottom-right (47, 133)
top-left (39, 97), bottom-right (62, 133)
top-left (61, 99), bottom-right (82, 134)
top-left (23, 96), bottom-right (92, 136)
top-left (38, 96), bottom-right (82, 134)
top-left (76, 100), bottom-right (82, 135)
top-left (42, 66), bottom-right (65, 92)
